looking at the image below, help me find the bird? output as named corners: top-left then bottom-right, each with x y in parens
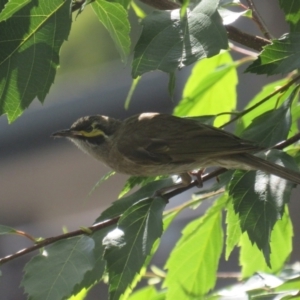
top-left (52, 112), bottom-right (300, 186)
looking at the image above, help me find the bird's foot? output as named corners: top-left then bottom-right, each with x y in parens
top-left (188, 169), bottom-right (205, 188)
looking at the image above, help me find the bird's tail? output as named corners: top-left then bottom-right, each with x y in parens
top-left (235, 153), bottom-right (300, 185)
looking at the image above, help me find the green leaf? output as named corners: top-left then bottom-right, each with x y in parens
top-left (124, 76), bottom-right (141, 110)
top-left (174, 51), bottom-right (237, 127)
top-left (88, 170), bottom-right (115, 197)
top-left (132, 0), bottom-right (228, 77)
top-left (278, 0), bottom-right (300, 32)
top-left (119, 175), bottom-right (167, 198)
top-left (0, 224), bottom-right (17, 235)
top-left (228, 150), bottom-right (297, 266)
top-left (22, 236), bottom-right (95, 300)
top-left (218, 7), bottom-right (250, 25)
top-left (128, 286), bottom-right (160, 300)
top-left (131, 1), bottom-right (146, 19)
top-left (164, 196), bottom-right (226, 299)
top-left (219, 0), bottom-right (240, 6)
top-left (96, 178), bottom-right (173, 222)
top-left (246, 33), bottom-right (300, 75)
top-left (180, 0), bottom-right (190, 18)
top-left (168, 72), bottom-right (176, 98)
top-left (0, 0), bottom-right (30, 22)
top-left (225, 200), bottom-right (242, 260)
top-left (0, 0), bottom-right (72, 122)
top-left (235, 79), bottom-right (290, 135)
top-left (104, 197), bottom-right (166, 300)
top-left (72, 227), bottom-right (114, 295)
top-left (68, 288), bottom-right (88, 300)
top-left (239, 206), bottom-right (293, 278)
top-left (91, 0), bottom-right (130, 63)
top-left (111, 0), bottom-right (131, 10)
top-left (240, 94), bottom-right (293, 147)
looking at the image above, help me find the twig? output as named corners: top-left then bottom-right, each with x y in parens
top-left (139, 0), bottom-right (180, 10)
top-left (225, 25), bottom-right (270, 52)
top-left (245, 0), bottom-right (272, 40)
top-left (217, 272), bottom-right (241, 278)
top-left (14, 230), bottom-right (36, 243)
top-left (0, 217), bottom-right (119, 265)
top-left (2, 130), bottom-right (300, 265)
top-left (229, 43), bottom-right (258, 57)
top-left (221, 75), bottom-right (300, 128)
top-left (274, 133), bottom-right (300, 150)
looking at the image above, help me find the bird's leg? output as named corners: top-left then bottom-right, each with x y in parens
top-left (188, 169), bottom-right (205, 187)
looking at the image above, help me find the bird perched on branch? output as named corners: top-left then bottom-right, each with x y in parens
top-left (52, 112), bottom-right (300, 186)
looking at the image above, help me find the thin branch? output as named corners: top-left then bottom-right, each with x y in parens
top-left (217, 272), bottom-right (241, 278)
top-left (225, 25), bottom-right (271, 52)
top-left (139, 0), bottom-right (180, 10)
top-left (229, 43), bottom-right (258, 57)
top-left (221, 75), bottom-right (300, 128)
top-left (274, 133), bottom-right (300, 150)
top-left (0, 217), bottom-right (119, 265)
top-left (245, 0), bottom-right (272, 40)
top-left (2, 130), bottom-right (300, 265)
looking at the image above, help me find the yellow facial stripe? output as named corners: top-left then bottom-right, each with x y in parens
top-left (79, 129), bottom-right (105, 138)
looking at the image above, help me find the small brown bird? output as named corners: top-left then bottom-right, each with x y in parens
top-left (52, 112), bottom-right (300, 185)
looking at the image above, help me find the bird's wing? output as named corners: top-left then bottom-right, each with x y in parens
top-left (117, 113), bottom-right (260, 165)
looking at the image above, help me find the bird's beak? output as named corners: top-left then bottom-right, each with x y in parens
top-left (51, 129), bottom-right (78, 138)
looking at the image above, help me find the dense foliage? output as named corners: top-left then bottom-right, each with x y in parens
top-left (1, 0), bottom-right (300, 299)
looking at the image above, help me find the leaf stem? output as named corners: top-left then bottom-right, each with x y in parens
top-left (221, 75), bottom-right (300, 128)
top-left (0, 217), bottom-right (119, 265)
top-left (245, 0), bottom-right (272, 40)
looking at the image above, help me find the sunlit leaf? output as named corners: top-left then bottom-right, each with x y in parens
top-left (235, 79), bottom-right (290, 135)
top-left (174, 52), bottom-right (237, 126)
top-left (240, 94), bottom-right (293, 147)
top-left (0, 0), bottom-right (30, 22)
top-left (229, 151), bottom-right (297, 266)
top-left (225, 200), bottom-right (242, 260)
top-left (164, 196), bottom-right (226, 299)
top-left (239, 207), bottom-right (293, 278)
top-left (92, 0), bottom-right (130, 62)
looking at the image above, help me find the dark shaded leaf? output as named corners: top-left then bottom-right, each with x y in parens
top-left (118, 175), bottom-right (167, 199)
top-left (0, 224), bottom-right (17, 235)
top-left (278, 0), bottom-right (300, 32)
top-left (239, 207), bottom-right (293, 277)
top-left (240, 93), bottom-right (294, 147)
top-left (246, 33), bottom-right (300, 75)
top-left (0, 0), bottom-right (72, 122)
top-left (104, 197), bottom-right (166, 300)
top-left (229, 151), bottom-right (297, 266)
top-left (72, 226), bottom-right (114, 295)
top-left (132, 0), bottom-right (227, 77)
top-left (22, 236), bottom-right (95, 300)
top-left (96, 178), bottom-right (173, 222)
